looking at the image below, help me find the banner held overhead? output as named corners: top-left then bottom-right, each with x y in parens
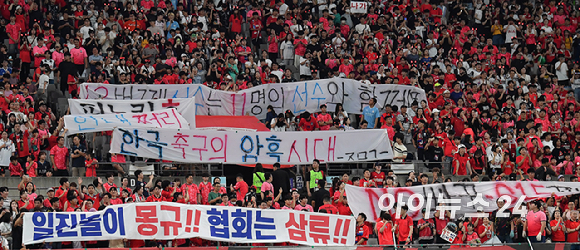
top-left (110, 128), bottom-right (393, 164)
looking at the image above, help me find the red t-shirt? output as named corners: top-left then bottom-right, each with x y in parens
top-left (234, 181), bottom-right (248, 201)
top-left (551, 220), bottom-right (566, 242)
top-left (299, 116), bottom-right (319, 131)
top-left (566, 219), bottom-right (580, 242)
top-left (371, 172), bottom-right (385, 186)
top-left (395, 215), bottom-right (413, 240)
top-left (319, 204), bottom-right (338, 214)
top-left (355, 223), bottom-right (370, 245)
top-left (376, 221), bottom-right (394, 245)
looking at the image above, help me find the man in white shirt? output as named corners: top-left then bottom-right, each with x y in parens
top-left (299, 51), bottom-right (312, 80)
top-left (277, 0), bottom-right (289, 15)
top-left (503, 19), bottom-right (518, 44)
top-left (555, 55), bottom-right (569, 84)
top-left (354, 17), bottom-right (370, 35)
top-left (37, 66), bottom-right (50, 102)
top-left (79, 19), bottom-right (94, 40)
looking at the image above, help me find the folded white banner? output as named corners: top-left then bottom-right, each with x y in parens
top-left (345, 181), bottom-right (580, 221)
top-left (68, 98), bottom-right (196, 128)
top-left (23, 203), bottom-right (356, 246)
top-left (79, 78), bottom-right (427, 119)
top-left (64, 108), bottom-right (189, 134)
top-left (110, 128), bottom-right (393, 164)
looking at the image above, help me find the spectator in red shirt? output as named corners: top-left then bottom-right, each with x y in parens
top-left (319, 196), bottom-right (338, 214)
top-left (395, 205), bottom-right (414, 245)
top-left (230, 174), bottom-right (248, 202)
top-left (50, 136), bottom-right (69, 176)
top-left (317, 104), bottom-right (332, 130)
top-left (371, 164), bottom-right (386, 188)
top-left (298, 111), bottom-right (320, 131)
top-left (355, 213), bottom-right (370, 245)
top-left (146, 185), bottom-right (164, 202)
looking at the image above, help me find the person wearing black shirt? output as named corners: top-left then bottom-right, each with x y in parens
top-left (58, 53), bottom-right (76, 95)
top-left (425, 137), bottom-right (444, 169)
top-left (311, 179), bottom-right (329, 211)
top-left (271, 163), bottom-right (290, 197)
top-left (57, 12), bottom-right (74, 39)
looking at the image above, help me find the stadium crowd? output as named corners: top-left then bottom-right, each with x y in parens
top-left (1, 0), bottom-right (580, 247)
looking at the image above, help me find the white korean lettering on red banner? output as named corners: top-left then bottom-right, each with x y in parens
top-left (64, 108), bottom-right (189, 134)
top-left (68, 98), bottom-right (197, 128)
top-left (110, 127), bottom-right (393, 164)
top-left (345, 181), bottom-right (580, 221)
top-left (350, 1), bottom-right (368, 13)
top-left (79, 78), bottom-right (427, 119)
top-left (23, 203), bottom-right (356, 246)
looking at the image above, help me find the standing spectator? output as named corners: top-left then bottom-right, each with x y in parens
top-left (0, 131), bottom-right (15, 177)
top-left (5, 16), bottom-right (21, 55)
top-left (306, 159), bottom-right (325, 197)
top-left (355, 213), bottom-right (370, 245)
top-left (50, 136), bottom-right (69, 176)
top-left (395, 205), bottom-right (413, 246)
top-left (182, 174), bottom-right (201, 205)
top-left (525, 200), bottom-right (547, 243)
top-left (362, 98), bottom-right (380, 129)
top-left (311, 179), bottom-right (328, 211)
top-left (230, 174), bottom-right (248, 202)
top-left (70, 39), bottom-right (87, 76)
top-left (70, 135), bottom-right (86, 177)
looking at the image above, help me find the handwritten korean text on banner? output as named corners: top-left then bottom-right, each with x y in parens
top-left (23, 203), bottom-right (356, 246)
top-left (345, 181), bottom-right (580, 221)
top-left (110, 128), bottom-right (393, 164)
top-left (68, 98), bottom-right (196, 128)
top-left (64, 108), bottom-right (189, 134)
top-left (79, 78), bottom-right (427, 119)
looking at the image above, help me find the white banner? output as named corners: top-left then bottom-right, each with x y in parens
top-left (350, 1), bottom-right (368, 13)
top-left (64, 108), bottom-right (189, 134)
top-left (79, 78), bottom-right (427, 119)
top-left (23, 203), bottom-right (356, 246)
top-left (345, 181), bottom-right (580, 221)
top-left (110, 128), bottom-right (393, 164)
top-left (68, 98), bottom-right (197, 128)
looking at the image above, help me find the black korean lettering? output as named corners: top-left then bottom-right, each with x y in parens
top-left (368, 149), bottom-right (376, 159)
top-left (251, 89), bottom-right (266, 104)
top-left (130, 104), bottom-right (145, 113)
top-left (137, 88), bottom-right (147, 99)
top-left (79, 103), bottom-right (98, 114)
top-left (357, 151), bottom-right (367, 160)
top-left (106, 104), bottom-right (123, 113)
top-left (207, 91), bottom-right (222, 107)
top-left (114, 87), bottom-right (132, 100)
top-left (148, 89), bottom-right (159, 99)
top-left (346, 152), bottom-right (354, 161)
top-left (251, 105), bottom-right (263, 115)
top-left (268, 88), bottom-right (279, 102)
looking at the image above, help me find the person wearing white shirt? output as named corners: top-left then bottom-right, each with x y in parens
top-left (503, 20), bottom-right (518, 44)
top-left (555, 55), bottom-right (569, 83)
top-left (79, 19), bottom-right (94, 41)
top-left (354, 18), bottom-right (371, 34)
top-left (299, 52), bottom-right (312, 79)
top-left (278, 1), bottom-right (289, 15)
top-left (37, 67), bottom-right (50, 100)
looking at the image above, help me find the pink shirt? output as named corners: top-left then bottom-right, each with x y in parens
top-left (526, 210), bottom-right (547, 236)
top-left (295, 204), bottom-right (314, 212)
top-left (32, 45), bottom-right (48, 68)
top-left (261, 181), bottom-right (273, 194)
top-left (53, 51), bottom-right (64, 67)
top-left (70, 47), bottom-right (87, 65)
